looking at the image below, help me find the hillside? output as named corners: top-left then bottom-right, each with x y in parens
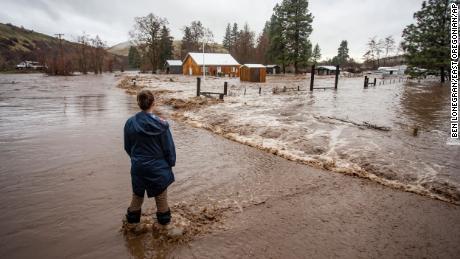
top-left (0, 23), bottom-right (126, 71)
top-left (0, 23), bottom-right (75, 70)
top-left (108, 40), bottom-right (228, 60)
top-left (107, 41), bottom-right (132, 56)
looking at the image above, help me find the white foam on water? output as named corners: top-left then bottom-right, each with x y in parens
top-left (125, 74), bottom-right (460, 204)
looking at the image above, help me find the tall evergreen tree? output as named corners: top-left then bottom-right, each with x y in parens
top-left (159, 26), bottom-right (173, 69)
top-left (335, 40), bottom-right (350, 65)
top-left (235, 23), bottom-right (256, 64)
top-left (312, 43), bottom-right (321, 63)
top-left (128, 46), bottom-right (141, 69)
top-left (282, 0), bottom-right (314, 73)
top-left (402, 0), bottom-right (450, 82)
top-left (223, 23), bottom-right (232, 51)
top-left (180, 26), bottom-right (194, 59)
top-left (268, 4), bottom-right (288, 72)
top-left (230, 23), bottom-right (240, 56)
top-left (180, 21), bottom-right (214, 58)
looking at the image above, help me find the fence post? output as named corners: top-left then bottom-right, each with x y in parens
top-left (298, 85), bottom-right (300, 91)
top-left (334, 65), bottom-right (339, 90)
top-left (196, 77), bottom-right (201, 96)
top-left (364, 76), bottom-right (368, 88)
top-left (259, 87), bottom-right (262, 95)
top-left (224, 82), bottom-right (228, 95)
top-left (373, 78), bottom-right (377, 86)
top-left (310, 64), bottom-right (315, 91)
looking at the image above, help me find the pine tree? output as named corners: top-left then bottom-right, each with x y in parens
top-left (268, 4), bottom-right (288, 72)
top-left (128, 46), bottom-right (141, 69)
top-left (282, 0), bottom-right (314, 73)
top-left (230, 23), bottom-right (239, 56)
top-left (335, 40), bottom-right (350, 65)
top-left (312, 44), bottom-right (321, 63)
top-left (402, 0), bottom-right (450, 82)
top-left (159, 26), bottom-right (173, 69)
top-left (223, 23), bottom-right (232, 51)
top-left (180, 21), bottom-right (214, 58)
top-left (235, 23), bottom-right (256, 64)
top-left (180, 26), bottom-right (194, 59)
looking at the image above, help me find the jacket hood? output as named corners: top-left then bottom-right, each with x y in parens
top-left (131, 112), bottom-right (169, 136)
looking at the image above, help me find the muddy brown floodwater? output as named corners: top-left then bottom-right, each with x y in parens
top-left (1, 73), bottom-right (460, 259)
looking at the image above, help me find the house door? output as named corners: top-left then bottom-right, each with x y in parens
top-left (251, 69), bottom-right (260, 82)
top-left (189, 67), bottom-right (192, 76)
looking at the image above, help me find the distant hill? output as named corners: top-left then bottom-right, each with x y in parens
top-left (0, 22), bottom-right (126, 71)
top-left (108, 40), bottom-right (228, 60)
top-left (107, 41), bottom-right (132, 56)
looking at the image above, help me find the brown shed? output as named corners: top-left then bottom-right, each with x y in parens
top-left (240, 64), bottom-right (266, 83)
top-left (182, 52), bottom-right (240, 77)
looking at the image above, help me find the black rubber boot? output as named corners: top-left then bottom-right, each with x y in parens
top-left (126, 209), bottom-right (141, 224)
top-left (156, 209), bottom-right (171, 225)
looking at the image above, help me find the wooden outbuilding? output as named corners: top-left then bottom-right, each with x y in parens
top-left (182, 52), bottom-right (240, 77)
top-left (240, 64), bottom-right (266, 83)
top-left (165, 60), bottom-right (182, 74)
top-left (316, 65), bottom-right (339, 75)
top-left (266, 65), bottom-right (281, 74)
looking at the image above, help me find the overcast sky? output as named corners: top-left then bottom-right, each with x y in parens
top-left (0, 0), bottom-right (423, 60)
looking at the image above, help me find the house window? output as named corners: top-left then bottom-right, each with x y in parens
top-left (231, 67), bottom-right (236, 72)
top-left (217, 66), bottom-right (222, 73)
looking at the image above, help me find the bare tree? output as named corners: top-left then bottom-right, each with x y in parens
top-left (365, 36), bottom-right (384, 68)
top-left (130, 13), bottom-right (168, 73)
top-left (76, 32), bottom-right (90, 74)
top-left (383, 35), bottom-right (396, 58)
top-left (90, 35), bottom-right (106, 74)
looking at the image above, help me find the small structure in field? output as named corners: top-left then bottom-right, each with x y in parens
top-left (165, 60), bottom-right (182, 74)
top-left (16, 61), bottom-right (45, 70)
top-left (240, 64), bottom-right (266, 83)
top-left (266, 65), bottom-right (281, 74)
top-left (182, 52), bottom-right (240, 77)
top-left (377, 65), bottom-right (407, 76)
top-left (316, 65), bottom-right (339, 75)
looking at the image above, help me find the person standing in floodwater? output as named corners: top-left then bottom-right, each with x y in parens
top-left (123, 90), bottom-right (176, 228)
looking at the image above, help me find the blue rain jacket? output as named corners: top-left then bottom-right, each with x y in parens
top-left (124, 111), bottom-right (176, 198)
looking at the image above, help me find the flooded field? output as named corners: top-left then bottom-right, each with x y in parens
top-left (122, 74), bottom-right (460, 204)
top-left (1, 73), bottom-right (460, 259)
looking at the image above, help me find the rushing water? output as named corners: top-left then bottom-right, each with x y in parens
top-left (1, 73), bottom-right (459, 258)
top-left (129, 74), bottom-right (460, 203)
top-left (0, 73), bottom-right (321, 258)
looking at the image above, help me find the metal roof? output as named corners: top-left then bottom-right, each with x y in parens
top-left (186, 52), bottom-right (240, 66)
top-left (166, 60), bottom-right (182, 66)
top-left (242, 64), bottom-right (266, 68)
top-left (317, 65), bottom-right (337, 70)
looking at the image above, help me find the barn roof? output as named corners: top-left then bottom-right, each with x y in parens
top-left (166, 60), bottom-right (182, 66)
top-left (317, 65), bottom-right (337, 71)
top-left (186, 52), bottom-right (240, 66)
top-left (242, 64), bottom-right (266, 68)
